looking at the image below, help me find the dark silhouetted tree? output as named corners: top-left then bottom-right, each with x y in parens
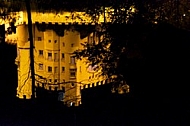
top-left (74, 0), bottom-right (190, 91)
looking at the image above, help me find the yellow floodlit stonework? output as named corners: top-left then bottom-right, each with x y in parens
top-left (3, 11), bottom-right (108, 26)
top-left (5, 10), bottom-right (130, 106)
top-left (12, 23), bottom-right (109, 106)
top-left (1, 5), bottom-right (136, 26)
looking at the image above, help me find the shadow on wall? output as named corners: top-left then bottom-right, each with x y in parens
top-left (0, 42), bottom-right (17, 100)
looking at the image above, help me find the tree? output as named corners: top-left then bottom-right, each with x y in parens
top-left (74, 0), bottom-right (190, 92)
top-left (0, 0), bottom-right (21, 34)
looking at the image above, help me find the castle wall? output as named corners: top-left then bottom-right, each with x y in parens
top-left (1, 19), bottom-right (119, 106)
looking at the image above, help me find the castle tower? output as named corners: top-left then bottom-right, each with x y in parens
top-left (16, 24), bottom-right (32, 99)
top-left (4, 11), bottom-right (127, 106)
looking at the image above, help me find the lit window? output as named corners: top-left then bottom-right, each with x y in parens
top-left (71, 43), bottom-right (74, 47)
top-left (39, 63), bottom-right (43, 70)
top-left (62, 67), bottom-right (65, 72)
top-left (39, 50), bottom-right (43, 56)
top-left (48, 53), bottom-right (52, 60)
top-left (70, 102), bottom-right (73, 106)
top-left (48, 40), bottom-right (51, 43)
top-left (54, 67), bottom-right (58, 73)
top-left (48, 66), bottom-right (52, 72)
top-left (54, 40), bottom-right (57, 43)
top-left (37, 37), bottom-right (42, 41)
top-left (63, 42), bottom-right (65, 47)
top-left (70, 56), bottom-right (75, 64)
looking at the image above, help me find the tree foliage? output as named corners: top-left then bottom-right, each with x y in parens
top-left (74, 0), bottom-right (190, 89)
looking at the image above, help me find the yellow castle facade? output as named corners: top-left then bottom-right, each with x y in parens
top-left (4, 10), bottom-right (130, 106)
top-left (5, 11), bottom-right (110, 106)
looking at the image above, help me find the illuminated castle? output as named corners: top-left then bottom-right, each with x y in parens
top-left (3, 11), bottom-right (107, 106)
top-left (4, 10), bottom-right (129, 106)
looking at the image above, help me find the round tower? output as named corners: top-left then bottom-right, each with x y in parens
top-left (16, 23), bottom-right (32, 99)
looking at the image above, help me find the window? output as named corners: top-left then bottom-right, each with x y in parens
top-left (48, 66), bottom-right (52, 72)
top-left (55, 87), bottom-right (58, 91)
top-left (54, 40), bottom-right (57, 43)
top-left (48, 53), bottom-right (52, 60)
top-left (70, 69), bottom-right (76, 77)
top-left (49, 79), bottom-right (52, 82)
top-left (54, 67), bottom-right (58, 73)
top-left (70, 69), bottom-right (76, 72)
top-left (54, 53), bottom-right (58, 61)
top-left (37, 37), bottom-right (42, 41)
top-left (70, 56), bottom-right (75, 64)
top-left (54, 79), bottom-right (58, 83)
top-left (62, 42), bottom-right (65, 47)
top-left (70, 72), bottom-right (76, 77)
top-left (62, 67), bottom-right (65, 72)
top-left (39, 50), bottom-right (43, 56)
top-left (49, 86), bottom-right (52, 90)
top-left (62, 53), bottom-right (65, 59)
top-left (71, 43), bottom-right (74, 47)
top-left (39, 63), bottom-right (43, 70)
top-left (48, 40), bottom-right (51, 43)
top-left (71, 82), bottom-right (75, 87)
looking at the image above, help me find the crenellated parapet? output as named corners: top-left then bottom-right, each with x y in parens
top-left (80, 78), bottom-right (109, 90)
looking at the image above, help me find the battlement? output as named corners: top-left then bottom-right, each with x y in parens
top-left (8, 11), bottom-right (108, 26)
